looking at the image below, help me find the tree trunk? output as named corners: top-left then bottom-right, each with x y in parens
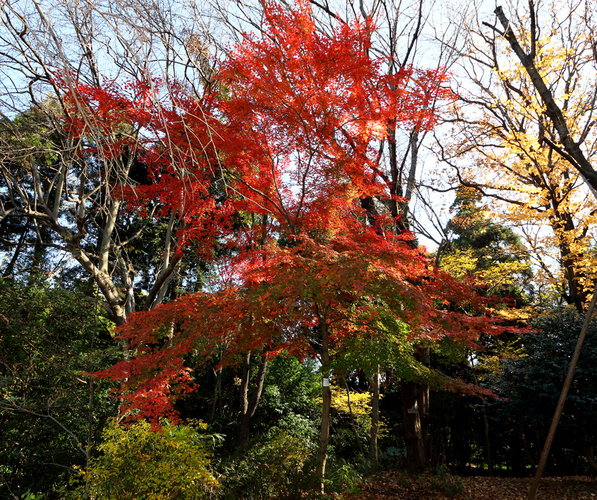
top-left (369, 369), bottom-right (380, 462)
top-left (518, 427), bottom-right (535, 469)
top-left (401, 348), bottom-right (430, 473)
top-left (472, 366), bottom-right (493, 476)
top-left (417, 383), bottom-right (430, 461)
top-left (316, 319), bottom-right (331, 494)
top-left (483, 410), bottom-right (493, 476)
top-left (209, 367), bottom-right (222, 421)
top-left (239, 353), bottom-right (269, 444)
top-left (239, 350), bottom-right (251, 417)
top-left (582, 444), bottom-right (597, 471)
top-left (401, 381), bottom-right (426, 473)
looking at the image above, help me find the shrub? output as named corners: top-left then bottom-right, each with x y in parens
top-left (70, 419), bottom-right (219, 499)
top-left (324, 460), bottom-right (363, 495)
top-left (221, 429), bottom-right (317, 500)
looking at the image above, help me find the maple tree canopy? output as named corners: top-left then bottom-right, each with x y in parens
top-left (53, 0), bottom-right (512, 422)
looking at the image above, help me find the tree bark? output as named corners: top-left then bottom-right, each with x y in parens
top-left (401, 348), bottom-right (430, 473)
top-left (209, 367), bottom-right (222, 421)
top-left (582, 444), bottom-right (597, 471)
top-left (417, 349), bottom-right (430, 459)
top-left (401, 381), bottom-right (426, 473)
top-left (239, 350), bottom-right (251, 417)
top-left (239, 352), bottom-right (269, 444)
top-left (316, 318), bottom-right (331, 494)
top-left (369, 369), bottom-right (380, 462)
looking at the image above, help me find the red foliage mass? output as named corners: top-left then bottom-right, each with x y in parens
top-left (56, 0), bottom-right (512, 422)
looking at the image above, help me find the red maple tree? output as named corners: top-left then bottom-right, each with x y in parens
top-left (55, 0), bottom-right (515, 490)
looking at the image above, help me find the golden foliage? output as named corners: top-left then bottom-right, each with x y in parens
top-left (440, 0), bottom-right (597, 307)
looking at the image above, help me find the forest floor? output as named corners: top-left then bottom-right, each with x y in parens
top-left (341, 471), bottom-right (597, 499)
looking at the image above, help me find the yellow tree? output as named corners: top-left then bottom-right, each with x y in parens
top-left (436, 0), bottom-right (597, 311)
top-left (438, 2), bottom-right (597, 497)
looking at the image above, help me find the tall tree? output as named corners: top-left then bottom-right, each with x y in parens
top-left (94, 1), bottom-right (513, 491)
top-left (296, 0), bottom-right (461, 470)
top-left (438, 187), bottom-right (533, 307)
top-left (435, 0), bottom-right (597, 312)
top-left (439, 2), bottom-right (597, 496)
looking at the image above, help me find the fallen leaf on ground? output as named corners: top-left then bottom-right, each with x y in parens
top-left (342, 472), bottom-right (597, 500)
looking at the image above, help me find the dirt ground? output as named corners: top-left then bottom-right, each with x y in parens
top-left (342, 471), bottom-right (597, 499)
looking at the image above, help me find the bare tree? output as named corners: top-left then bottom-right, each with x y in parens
top-left (0, 0), bottom-right (217, 325)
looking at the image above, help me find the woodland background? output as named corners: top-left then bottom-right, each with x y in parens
top-left (1, 0), bottom-right (597, 498)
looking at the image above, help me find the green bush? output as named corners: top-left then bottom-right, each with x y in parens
top-left (69, 419), bottom-right (219, 499)
top-left (324, 460), bottom-right (363, 495)
top-left (486, 307), bottom-right (597, 473)
top-left (0, 280), bottom-right (119, 498)
top-left (220, 429), bottom-right (317, 500)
